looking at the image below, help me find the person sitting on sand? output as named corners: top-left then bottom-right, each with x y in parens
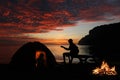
top-left (61, 39), bottom-right (79, 64)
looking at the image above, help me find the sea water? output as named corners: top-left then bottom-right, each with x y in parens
top-left (46, 45), bottom-right (91, 63)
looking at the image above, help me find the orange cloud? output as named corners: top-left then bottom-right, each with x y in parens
top-left (38, 38), bottom-right (78, 45)
top-left (0, 0), bottom-right (120, 39)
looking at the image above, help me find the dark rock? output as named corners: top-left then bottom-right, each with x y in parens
top-left (78, 22), bottom-right (120, 62)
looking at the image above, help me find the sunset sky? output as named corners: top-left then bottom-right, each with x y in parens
top-left (0, 0), bottom-right (120, 63)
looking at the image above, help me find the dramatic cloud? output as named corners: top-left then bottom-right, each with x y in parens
top-left (0, 0), bottom-right (120, 37)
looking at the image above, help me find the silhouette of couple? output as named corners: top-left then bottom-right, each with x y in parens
top-left (61, 39), bottom-right (79, 64)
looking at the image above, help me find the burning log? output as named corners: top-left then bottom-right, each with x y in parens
top-left (92, 61), bottom-right (117, 75)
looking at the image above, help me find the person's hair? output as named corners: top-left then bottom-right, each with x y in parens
top-left (68, 39), bottom-right (73, 43)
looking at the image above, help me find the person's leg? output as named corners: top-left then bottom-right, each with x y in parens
top-left (69, 56), bottom-right (73, 64)
top-left (63, 53), bottom-right (66, 63)
top-left (69, 54), bottom-right (76, 64)
top-left (68, 54), bottom-right (71, 63)
top-left (63, 52), bottom-right (69, 63)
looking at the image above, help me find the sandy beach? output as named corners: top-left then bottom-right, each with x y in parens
top-left (0, 62), bottom-right (120, 80)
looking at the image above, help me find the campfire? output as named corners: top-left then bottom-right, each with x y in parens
top-left (92, 61), bottom-right (117, 75)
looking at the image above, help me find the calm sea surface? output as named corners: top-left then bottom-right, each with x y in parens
top-left (46, 45), bottom-right (91, 63)
top-left (0, 45), bottom-right (90, 64)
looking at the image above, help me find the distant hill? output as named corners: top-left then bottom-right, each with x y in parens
top-left (78, 22), bottom-right (120, 45)
top-left (78, 22), bottom-right (120, 62)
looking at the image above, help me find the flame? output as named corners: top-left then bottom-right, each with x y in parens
top-left (92, 61), bottom-right (117, 75)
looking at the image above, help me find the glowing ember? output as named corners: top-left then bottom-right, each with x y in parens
top-left (92, 61), bottom-right (117, 75)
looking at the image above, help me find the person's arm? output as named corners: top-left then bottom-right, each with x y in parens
top-left (61, 46), bottom-right (70, 50)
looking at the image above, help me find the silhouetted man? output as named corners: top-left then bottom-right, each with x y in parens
top-left (61, 39), bottom-right (79, 64)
